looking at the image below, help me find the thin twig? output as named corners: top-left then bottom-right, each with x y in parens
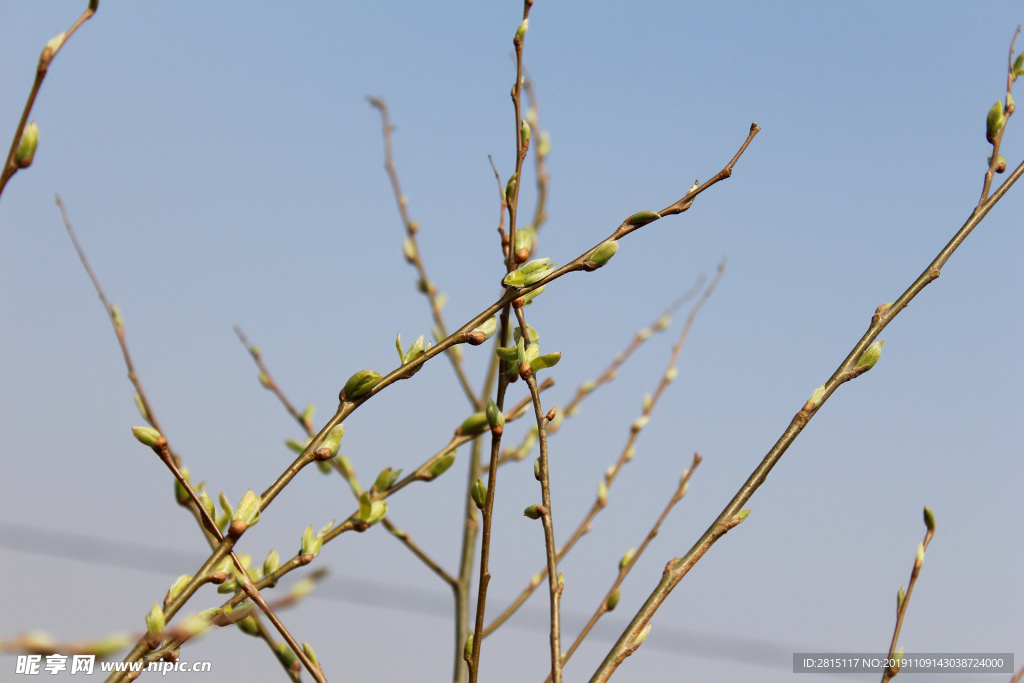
top-left (552, 453), bottom-right (701, 679)
top-left (516, 304), bottom-right (563, 683)
top-left (589, 157), bottom-right (1024, 683)
top-left (367, 96), bottom-right (480, 409)
top-left (485, 262), bottom-right (724, 637)
top-left (881, 511), bottom-right (936, 682)
top-left (0, 3), bottom-right (98, 199)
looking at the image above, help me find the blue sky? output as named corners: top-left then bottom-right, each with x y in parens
top-left (1, 2), bottom-right (1021, 682)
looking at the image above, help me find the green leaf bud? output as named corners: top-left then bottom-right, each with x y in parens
top-left (468, 316), bottom-right (497, 345)
top-left (167, 574), bottom-right (192, 602)
top-left (301, 403), bottom-right (315, 424)
top-left (915, 542), bottom-right (925, 566)
top-left (516, 18), bottom-right (528, 39)
top-left (597, 480), bottom-right (608, 506)
top-left (302, 642), bottom-right (319, 668)
top-left (923, 506), bottom-right (935, 532)
top-left (665, 366), bottom-right (678, 382)
top-left (357, 492), bottom-right (387, 524)
top-left (988, 154), bottom-right (1007, 173)
top-left (485, 398), bottom-right (505, 430)
top-left (520, 117), bottom-right (531, 146)
top-left (263, 548), bottom-right (280, 577)
top-left (234, 489), bottom-right (261, 527)
top-left (587, 239), bottom-right (619, 267)
top-left (529, 352), bottom-right (561, 372)
top-left (237, 616), bottom-right (260, 636)
top-left (631, 415), bottom-right (649, 432)
top-left (464, 632), bottom-right (474, 658)
top-left (855, 338), bottom-right (884, 371)
top-left (503, 257), bottom-right (556, 287)
top-left (320, 424), bottom-right (346, 456)
top-left (276, 644), bottom-right (298, 670)
top-left (521, 284), bottom-right (545, 305)
top-left (173, 466), bottom-right (191, 505)
top-left (1007, 92), bottom-right (1015, 115)
top-left (505, 173), bottom-right (518, 203)
top-left (457, 411), bottom-right (489, 437)
top-left (218, 491), bottom-right (234, 521)
top-left (402, 237), bottom-right (417, 263)
top-left (285, 438), bottom-right (310, 454)
top-left (133, 392), bottom-right (149, 421)
top-left (374, 467), bottom-right (402, 493)
top-left (534, 457), bottom-right (541, 480)
top-left (145, 603), bottom-right (165, 638)
top-left (626, 210), bottom-right (660, 227)
top-left (300, 524), bottom-right (323, 558)
top-left (897, 586), bottom-right (906, 613)
top-left (14, 121), bottom-right (38, 168)
top-left (131, 426), bottom-right (162, 448)
top-left (538, 130), bottom-right (551, 157)
top-left (624, 445), bottom-right (636, 461)
top-left (342, 369), bottom-right (382, 401)
top-left (426, 449), bottom-right (456, 478)
top-left (197, 488), bottom-right (215, 519)
top-left (986, 100), bottom-right (1006, 143)
top-left (514, 227), bottom-right (534, 262)
top-left (523, 504), bottom-right (542, 519)
top-left (606, 587), bottom-right (621, 612)
top-left (471, 478), bottom-right (487, 509)
top-left (620, 547), bottom-right (636, 570)
top-left (633, 622), bottom-right (652, 646)
top-left (808, 383), bottom-right (827, 407)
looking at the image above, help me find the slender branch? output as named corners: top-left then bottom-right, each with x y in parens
top-left (552, 453), bottom-right (701, 680)
top-left (516, 304), bottom-right (563, 683)
top-left (485, 262), bottom-right (724, 637)
top-left (367, 96), bottom-right (480, 409)
top-left (522, 74), bottom-right (551, 236)
top-left (0, 3), bottom-right (98, 200)
top-left (881, 511), bottom-right (936, 682)
top-left (979, 26), bottom-right (1019, 204)
top-left (589, 155), bottom-right (1024, 683)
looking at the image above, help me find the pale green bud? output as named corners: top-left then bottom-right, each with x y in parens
top-left (173, 466), bottom-right (191, 505)
top-left (588, 239), bottom-right (619, 267)
top-left (357, 491), bottom-right (387, 524)
top-left (538, 130), bottom-right (551, 157)
top-left (633, 623), bottom-right (652, 646)
top-left (529, 352), bottom-right (561, 373)
top-left (167, 574), bottom-right (192, 602)
top-left (808, 383), bottom-right (827, 407)
top-left (197, 489), bottom-right (215, 519)
top-left (302, 642), bottom-right (319, 668)
top-left (505, 173), bottom-right (518, 202)
top-left (520, 117), bottom-right (531, 146)
top-left (897, 586), bottom-right (906, 612)
top-left (626, 210), bottom-right (660, 227)
top-left (402, 237), bottom-right (417, 263)
top-left (145, 603), bottom-right (165, 638)
top-left (597, 481), bottom-right (608, 506)
top-left (1014, 53), bottom-right (1024, 76)
top-left (923, 506), bottom-right (935, 532)
top-left (514, 227), bottom-right (534, 258)
top-left (301, 403), bottom-right (315, 425)
top-left (516, 18), bottom-right (528, 39)
top-left (457, 411), bottom-right (489, 437)
top-left (426, 449), bottom-right (456, 478)
top-left (15, 121), bottom-right (38, 168)
top-left (986, 100), bottom-right (1006, 143)
top-left (664, 366), bottom-right (678, 382)
top-left (642, 393), bottom-right (652, 412)
top-left (631, 415), bottom-right (649, 432)
top-left (915, 542), bottom-right (925, 566)
top-left (620, 547), bottom-right (636, 570)
top-left (856, 339), bottom-right (884, 371)
top-left (471, 478), bottom-right (487, 509)
top-left (521, 284), bottom-right (545, 305)
top-left (534, 457), bottom-right (541, 480)
top-left (300, 524), bottom-right (323, 558)
top-left (503, 257), bottom-right (556, 287)
top-left (131, 426), bottom-right (162, 448)
top-left (234, 489), bottom-right (261, 526)
top-left (320, 424), bottom-right (346, 456)
top-left (988, 154), bottom-right (1007, 173)
top-left (468, 316), bottom-right (497, 345)
top-left (276, 644), bottom-right (298, 669)
top-left (285, 438), bottom-right (310, 454)
top-left (606, 588), bottom-right (620, 612)
top-left (373, 467), bottom-right (401, 492)
top-left (485, 399), bottom-right (505, 430)
top-left (237, 616), bottom-right (260, 636)
top-left (464, 633), bottom-right (474, 658)
top-left (523, 504), bottom-right (542, 519)
top-left (263, 548), bottom-right (280, 576)
top-left (342, 369), bottom-right (382, 401)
